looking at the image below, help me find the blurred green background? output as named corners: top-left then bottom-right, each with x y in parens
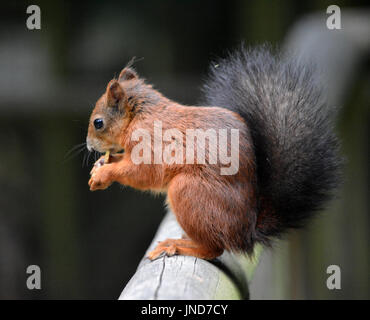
top-left (0, 0), bottom-right (368, 299)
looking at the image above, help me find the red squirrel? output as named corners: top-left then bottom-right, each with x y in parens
top-left (86, 45), bottom-right (341, 260)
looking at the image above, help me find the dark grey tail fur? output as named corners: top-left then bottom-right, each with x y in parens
top-left (202, 44), bottom-right (342, 242)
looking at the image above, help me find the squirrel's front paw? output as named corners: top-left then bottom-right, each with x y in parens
top-left (88, 166), bottom-right (114, 191)
top-left (90, 153), bottom-right (124, 175)
top-left (90, 156), bottom-right (106, 176)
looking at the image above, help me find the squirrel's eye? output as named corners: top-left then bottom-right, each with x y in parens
top-left (94, 118), bottom-right (104, 130)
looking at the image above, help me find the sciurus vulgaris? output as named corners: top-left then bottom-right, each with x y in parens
top-left (86, 45), bottom-right (341, 260)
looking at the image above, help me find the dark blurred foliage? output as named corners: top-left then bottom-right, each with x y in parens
top-left (0, 0), bottom-right (368, 299)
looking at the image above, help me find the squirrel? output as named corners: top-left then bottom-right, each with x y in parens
top-left (86, 45), bottom-right (341, 260)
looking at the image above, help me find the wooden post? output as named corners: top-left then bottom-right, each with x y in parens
top-left (119, 211), bottom-right (262, 300)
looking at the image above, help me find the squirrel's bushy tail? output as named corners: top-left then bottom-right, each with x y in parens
top-left (202, 44), bottom-right (342, 243)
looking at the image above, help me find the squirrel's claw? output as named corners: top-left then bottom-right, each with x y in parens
top-left (147, 244), bottom-right (177, 260)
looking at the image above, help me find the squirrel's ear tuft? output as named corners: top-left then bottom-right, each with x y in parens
top-left (106, 80), bottom-right (124, 106)
top-left (118, 67), bottom-right (138, 81)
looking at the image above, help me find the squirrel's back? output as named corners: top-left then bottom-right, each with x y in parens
top-left (202, 45), bottom-right (342, 244)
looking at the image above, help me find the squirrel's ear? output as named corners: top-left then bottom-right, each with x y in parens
top-left (106, 80), bottom-right (124, 106)
top-left (118, 67), bottom-right (138, 81)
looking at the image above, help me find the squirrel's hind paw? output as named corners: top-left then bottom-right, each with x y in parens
top-left (147, 244), bottom-right (177, 260)
top-left (147, 238), bottom-right (223, 260)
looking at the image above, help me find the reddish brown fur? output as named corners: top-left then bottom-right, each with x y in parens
top-left (87, 67), bottom-right (258, 259)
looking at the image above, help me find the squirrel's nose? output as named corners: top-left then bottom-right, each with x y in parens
top-left (86, 138), bottom-right (93, 152)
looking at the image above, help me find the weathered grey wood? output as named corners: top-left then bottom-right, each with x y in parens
top-left (119, 211), bottom-right (261, 300)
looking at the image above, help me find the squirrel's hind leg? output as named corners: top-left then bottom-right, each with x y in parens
top-left (147, 239), bottom-right (223, 260)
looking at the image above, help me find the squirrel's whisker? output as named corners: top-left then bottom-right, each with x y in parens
top-left (63, 143), bottom-right (87, 163)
